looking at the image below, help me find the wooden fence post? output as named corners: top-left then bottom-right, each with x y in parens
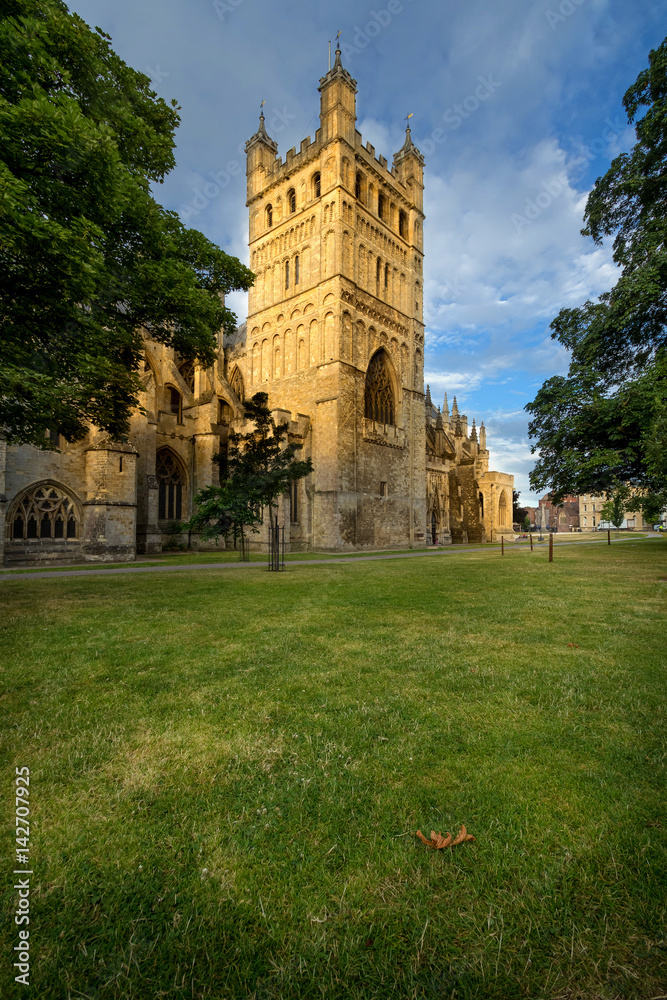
top-left (549, 533), bottom-right (553, 563)
top-left (501, 536), bottom-right (504, 556)
top-left (530, 533), bottom-right (533, 552)
top-left (608, 529), bottom-right (611, 545)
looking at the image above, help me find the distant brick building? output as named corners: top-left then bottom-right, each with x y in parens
top-left (536, 495), bottom-right (580, 532)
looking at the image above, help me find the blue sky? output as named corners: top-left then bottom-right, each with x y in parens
top-left (68, 0), bottom-right (666, 505)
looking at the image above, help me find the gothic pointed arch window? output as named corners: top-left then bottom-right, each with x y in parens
top-left (9, 482), bottom-right (80, 540)
top-left (178, 359), bottom-right (195, 394)
top-left (266, 203), bottom-right (273, 228)
top-left (498, 490), bottom-right (508, 527)
top-left (365, 350), bottom-right (396, 426)
top-left (166, 385), bottom-right (182, 422)
top-left (156, 449), bottom-right (186, 521)
top-left (287, 188), bottom-right (296, 213)
top-left (229, 365), bottom-right (244, 401)
top-left (312, 172), bottom-right (321, 199)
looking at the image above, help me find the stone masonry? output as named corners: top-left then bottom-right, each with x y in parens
top-left (0, 47), bottom-right (513, 564)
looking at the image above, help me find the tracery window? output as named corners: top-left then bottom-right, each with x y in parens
top-left (157, 449), bottom-right (185, 521)
top-left (229, 365), bottom-right (245, 401)
top-left (178, 360), bottom-right (195, 394)
top-left (364, 350), bottom-right (395, 426)
top-left (10, 483), bottom-right (79, 540)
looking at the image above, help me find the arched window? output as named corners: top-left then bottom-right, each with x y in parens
top-left (167, 386), bottom-right (182, 422)
top-left (479, 492), bottom-right (484, 519)
top-left (285, 259), bottom-right (290, 290)
top-left (288, 188), bottom-right (296, 213)
top-left (229, 365), bottom-right (244, 401)
top-left (313, 172), bottom-right (321, 198)
top-left (294, 254), bottom-right (300, 285)
top-left (290, 479), bottom-right (299, 524)
top-left (178, 360), bottom-right (195, 394)
top-left (498, 491), bottom-right (508, 527)
top-left (266, 204), bottom-right (273, 227)
top-left (376, 257), bottom-right (381, 286)
top-left (399, 210), bottom-right (407, 239)
top-left (384, 263), bottom-right (389, 288)
top-left (365, 350), bottom-right (395, 426)
top-left (218, 399), bottom-right (232, 424)
top-left (9, 482), bottom-right (80, 540)
top-left (157, 449), bottom-right (186, 521)
top-left (378, 192), bottom-right (385, 219)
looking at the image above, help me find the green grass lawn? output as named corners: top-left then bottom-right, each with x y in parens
top-left (1, 540), bottom-right (665, 999)
top-left (0, 531), bottom-right (650, 576)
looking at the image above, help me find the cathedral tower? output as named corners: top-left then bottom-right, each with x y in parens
top-left (241, 46), bottom-right (426, 549)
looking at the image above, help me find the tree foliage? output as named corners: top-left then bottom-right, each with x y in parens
top-left (512, 489), bottom-right (529, 525)
top-left (0, 0), bottom-right (254, 447)
top-left (600, 484), bottom-right (631, 529)
top-left (526, 37), bottom-right (667, 502)
top-left (187, 392), bottom-right (313, 545)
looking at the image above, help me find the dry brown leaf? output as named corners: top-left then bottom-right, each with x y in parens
top-left (415, 825), bottom-right (475, 850)
top-left (431, 830), bottom-right (453, 849)
top-left (450, 824), bottom-right (475, 846)
top-left (567, 642), bottom-right (580, 648)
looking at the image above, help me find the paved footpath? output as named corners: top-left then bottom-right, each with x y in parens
top-left (0, 535), bottom-right (660, 582)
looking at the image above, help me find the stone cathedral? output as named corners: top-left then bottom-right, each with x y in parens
top-left (0, 48), bottom-right (513, 565)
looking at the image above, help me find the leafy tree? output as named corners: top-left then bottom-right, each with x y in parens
top-left (521, 514), bottom-right (531, 531)
top-left (526, 37), bottom-right (667, 502)
top-left (637, 489), bottom-right (667, 525)
top-left (512, 489), bottom-right (529, 524)
top-left (187, 392), bottom-right (313, 552)
top-left (600, 483), bottom-right (631, 529)
top-left (0, 0), bottom-right (254, 447)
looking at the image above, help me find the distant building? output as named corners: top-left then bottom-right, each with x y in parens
top-left (537, 495), bottom-right (580, 531)
top-left (579, 492), bottom-right (651, 530)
